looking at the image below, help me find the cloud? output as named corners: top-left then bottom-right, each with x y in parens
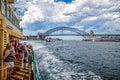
top-left (16, 0), bottom-right (120, 34)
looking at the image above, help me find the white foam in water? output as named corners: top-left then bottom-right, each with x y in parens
top-left (30, 41), bottom-right (102, 80)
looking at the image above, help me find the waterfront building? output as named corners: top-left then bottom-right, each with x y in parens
top-left (95, 36), bottom-right (120, 42)
top-left (23, 32), bottom-right (43, 40)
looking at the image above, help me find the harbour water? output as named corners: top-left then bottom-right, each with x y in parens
top-left (27, 40), bottom-right (120, 80)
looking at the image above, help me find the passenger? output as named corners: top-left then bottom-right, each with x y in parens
top-left (3, 43), bottom-right (16, 80)
top-left (14, 40), bottom-right (19, 55)
top-left (21, 43), bottom-right (25, 62)
top-left (23, 42), bottom-right (29, 62)
top-left (27, 45), bottom-right (30, 57)
top-left (28, 45), bottom-right (32, 63)
top-left (17, 43), bottom-right (23, 62)
top-left (10, 40), bottom-right (16, 55)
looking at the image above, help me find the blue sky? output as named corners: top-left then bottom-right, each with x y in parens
top-left (54, 0), bottom-right (73, 3)
top-left (15, 0), bottom-right (120, 39)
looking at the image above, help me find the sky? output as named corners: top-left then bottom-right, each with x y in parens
top-left (15, 0), bottom-right (120, 39)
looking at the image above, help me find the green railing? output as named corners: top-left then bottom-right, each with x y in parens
top-left (31, 47), bottom-right (42, 80)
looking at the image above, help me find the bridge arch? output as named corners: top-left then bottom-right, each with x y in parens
top-left (43, 27), bottom-right (89, 37)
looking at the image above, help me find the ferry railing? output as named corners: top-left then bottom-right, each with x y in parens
top-left (0, 66), bottom-right (7, 80)
top-left (31, 46), bottom-right (42, 80)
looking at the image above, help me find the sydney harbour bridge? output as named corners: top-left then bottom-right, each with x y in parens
top-left (25, 27), bottom-right (120, 41)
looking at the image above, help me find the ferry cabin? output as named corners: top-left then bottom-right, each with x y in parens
top-left (0, 0), bottom-right (24, 79)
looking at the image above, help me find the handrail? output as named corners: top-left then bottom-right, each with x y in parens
top-left (0, 66), bottom-right (7, 80)
top-left (31, 46), bottom-right (42, 80)
top-left (0, 66), bottom-right (7, 70)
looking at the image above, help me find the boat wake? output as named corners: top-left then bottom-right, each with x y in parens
top-left (32, 42), bottom-right (102, 80)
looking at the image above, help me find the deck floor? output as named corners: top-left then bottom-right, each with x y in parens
top-left (10, 61), bottom-right (32, 80)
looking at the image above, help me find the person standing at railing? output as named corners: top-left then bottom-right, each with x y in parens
top-left (10, 40), bottom-right (16, 56)
top-left (24, 42), bottom-right (29, 62)
top-left (14, 40), bottom-right (19, 55)
top-left (17, 43), bottom-right (24, 62)
top-left (27, 45), bottom-right (32, 63)
top-left (3, 43), bottom-right (16, 80)
top-left (21, 42), bottom-right (29, 62)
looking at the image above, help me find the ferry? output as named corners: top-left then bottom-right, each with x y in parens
top-left (0, 0), bottom-right (34, 80)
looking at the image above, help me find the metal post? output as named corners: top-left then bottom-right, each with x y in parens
top-left (0, 29), bottom-right (4, 80)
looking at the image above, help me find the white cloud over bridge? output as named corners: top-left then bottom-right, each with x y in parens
top-left (15, 0), bottom-right (120, 35)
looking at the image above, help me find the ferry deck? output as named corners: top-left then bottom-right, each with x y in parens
top-left (0, 0), bottom-right (33, 80)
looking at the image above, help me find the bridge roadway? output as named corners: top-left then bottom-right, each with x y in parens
top-left (44, 34), bottom-right (120, 37)
top-left (43, 27), bottom-right (120, 37)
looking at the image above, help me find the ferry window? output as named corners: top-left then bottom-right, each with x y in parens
top-left (10, 10), bottom-right (13, 22)
top-left (7, 6), bottom-right (10, 20)
top-left (13, 15), bottom-right (15, 25)
top-left (16, 20), bottom-right (18, 27)
top-left (7, 6), bottom-right (12, 21)
top-left (1, 0), bottom-right (7, 16)
top-left (0, 0), bottom-right (1, 11)
top-left (14, 16), bottom-right (19, 27)
top-left (13, 15), bottom-right (17, 26)
top-left (12, 14), bottom-right (18, 27)
top-left (15, 17), bottom-right (18, 27)
top-left (16, 20), bottom-right (19, 28)
top-left (12, 12), bottom-right (14, 24)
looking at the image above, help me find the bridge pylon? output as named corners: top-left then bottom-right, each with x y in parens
top-left (89, 30), bottom-right (94, 39)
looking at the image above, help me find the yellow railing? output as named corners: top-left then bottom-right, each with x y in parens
top-left (0, 66), bottom-right (7, 80)
top-left (8, 0), bottom-right (14, 3)
top-left (0, 28), bottom-right (7, 80)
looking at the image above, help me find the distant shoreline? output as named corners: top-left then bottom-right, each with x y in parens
top-left (82, 38), bottom-right (120, 42)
